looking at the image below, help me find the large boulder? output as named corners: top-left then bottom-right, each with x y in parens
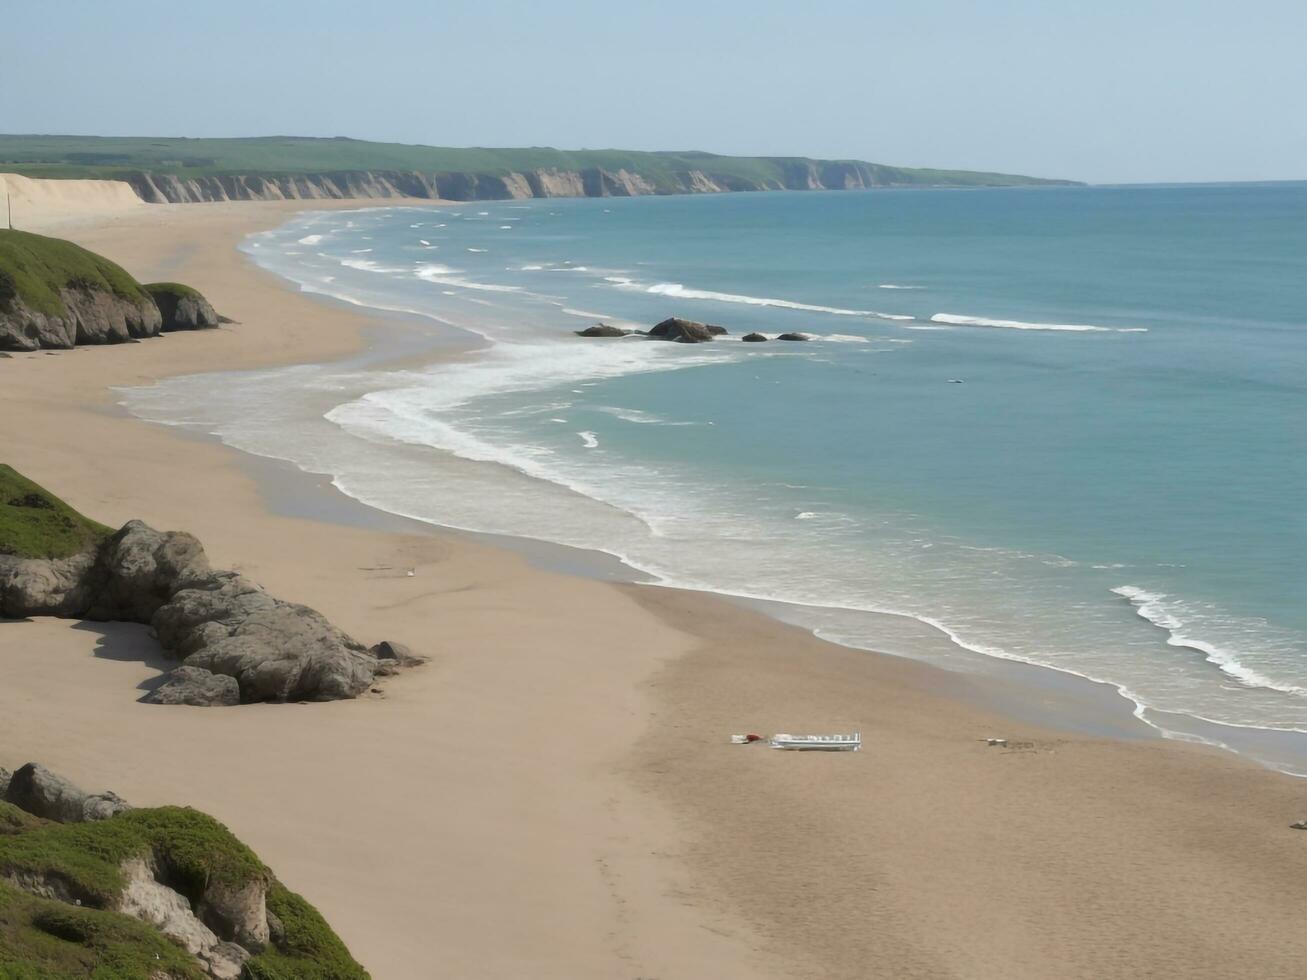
top-left (574, 323), bottom-right (630, 337)
top-left (85, 520), bottom-right (210, 622)
top-left (3, 762), bottom-right (131, 823)
top-left (648, 317), bottom-right (730, 343)
top-left (147, 666), bottom-right (241, 707)
top-left (151, 570), bottom-right (378, 702)
top-left (742, 332), bottom-right (768, 342)
top-left (0, 550), bottom-right (100, 618)
top-left (2, 515), bottom-right (407, 706)
top-left (776, 332), bottom-right (811, 342)
top-left (143, 283), bottom-right (220, 332)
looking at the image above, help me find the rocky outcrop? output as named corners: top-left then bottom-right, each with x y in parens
top-left (151, 569), bottom-right (379, 703)
top-left (144, 283), bottom-right (219, 332)
top-left (776, 332), bottom-right (812, 341)
top-left (649, 317), bottom-right (725, 343)
top-left (0, 288), bottom-right (161, 352)
top-left (148, 665), bottom-right (240, 706)
top-left (742, 332), bottom-right (769, 342)
top-left (116, 856), bottom-right (252, 980)
top-left (0, 520), bottom-right (414, 704)
top-left (3, 763), bottom-right (131, 823)
top-left (575, 323), bottom-right (630, 337)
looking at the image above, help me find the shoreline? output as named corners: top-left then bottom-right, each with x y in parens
top-left (5, 198), bottom-right (1307, 978)
top-left (131, 211), bottom-right (1307, 774)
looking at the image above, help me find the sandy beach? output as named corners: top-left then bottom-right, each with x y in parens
top-left (3, 194), bottom-right (1307, 980)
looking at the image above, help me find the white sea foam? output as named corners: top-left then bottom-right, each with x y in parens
top-left (350, 248), bottom-right (373, 254)
top-left (500, 225), bottom-right (514, 230)
top-left (931, 313), bottom-right (1147, 333)
top-left (817, 333), bottom-right (871, 343)
top-left (596, 406), bottom-right (698, 426)
top-left (561, 308), bottom-right (613, 320)
top-left (415, 264), bottom-right (521, 293)
top-left (621, 281), bottom-right (914, 321)
top-left (520, 264), bottom-right (546, 271)
top-left (1112, 586), bottom-right (1307, 696)
top-left (878, 283), bottom-right (922, 289)
top-left (419, 239), bottom-right (432, 246)
top-left (339, 257), bottom-right (401, 272)
top-left (296, 234), bottom-right (325, 245)
top-left (467, 248), bottom-right (488, 253)
top-left (578, 431), bottom-right (599, 448)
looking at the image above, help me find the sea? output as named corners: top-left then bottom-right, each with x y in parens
top-left (120, 183), bottom-right (1307, 769)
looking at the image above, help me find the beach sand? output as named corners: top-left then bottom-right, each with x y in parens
top-left (2, 196), bottom-right (1306, 980)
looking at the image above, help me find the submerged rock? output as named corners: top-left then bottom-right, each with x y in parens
top-left (649, 317), bottom-right (717, 343)
top-left (575, 323), bottom-right (630, 337)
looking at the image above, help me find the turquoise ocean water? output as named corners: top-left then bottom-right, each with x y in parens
top-left (122, 185), bottom-right (1307, 763)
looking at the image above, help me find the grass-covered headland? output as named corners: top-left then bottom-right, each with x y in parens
top-left (0, 229), bottom-right (150, 318)
top-left (0, 801), bottom-right (368, 979)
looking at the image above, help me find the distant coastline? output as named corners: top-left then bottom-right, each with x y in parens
top-left (0, 133), bottom-right (1080, 204)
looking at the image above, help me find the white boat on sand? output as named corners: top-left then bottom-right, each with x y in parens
top-left (769, 732), bottom-right (861, 752)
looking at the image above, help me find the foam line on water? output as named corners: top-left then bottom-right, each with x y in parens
top-left (610, 279), bottom-right (914, 321)
top-left (931, 313), bottom-right (1147, 333)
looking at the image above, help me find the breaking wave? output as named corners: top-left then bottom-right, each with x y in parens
top-left (1112, 586), bottom-right (1307, 696)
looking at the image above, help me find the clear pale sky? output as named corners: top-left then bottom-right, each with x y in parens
top-left (5, 0), bottom-right (1305, 184)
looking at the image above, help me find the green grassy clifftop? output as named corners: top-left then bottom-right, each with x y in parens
top-left (0, 230), bottom-right (150, 319)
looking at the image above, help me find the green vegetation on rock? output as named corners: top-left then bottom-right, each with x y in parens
top-left (243, 885), bottom-right (368, 980)
top-left (0, 806), bottom-right (269, 909)
top-left (0, 881), bottom-right (206, 980)
top-left (141, 282), bottom-right (202, 301)
top-left (0, 133), bottom-right (1078, 188)
top-left (0, 803), bottom-right (47, 838)
top-left (0, 464), bottom-right (113, 560)
top-left (0, 229), bottom-right (149, 318)
top-left (0, 804), bottom-right (370, 978)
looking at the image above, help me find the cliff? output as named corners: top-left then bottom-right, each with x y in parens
top-left (0, 229), bottom-right (161, 350)
top-left (0, 135), bottom-right (1081, 206)
top-left (0, 230), bottom-right (222, 350)
top-left (120, 158), bottom-right (1064, 203)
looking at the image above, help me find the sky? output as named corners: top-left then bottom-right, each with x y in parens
top-left (3, 0), bottom-right (1305, 184)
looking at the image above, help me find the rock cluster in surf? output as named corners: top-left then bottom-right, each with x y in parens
top-left (575, 315), bottom-right (811, 344)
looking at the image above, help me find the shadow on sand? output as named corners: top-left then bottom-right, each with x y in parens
top-left (71, 620), bottom-right (174, 700)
